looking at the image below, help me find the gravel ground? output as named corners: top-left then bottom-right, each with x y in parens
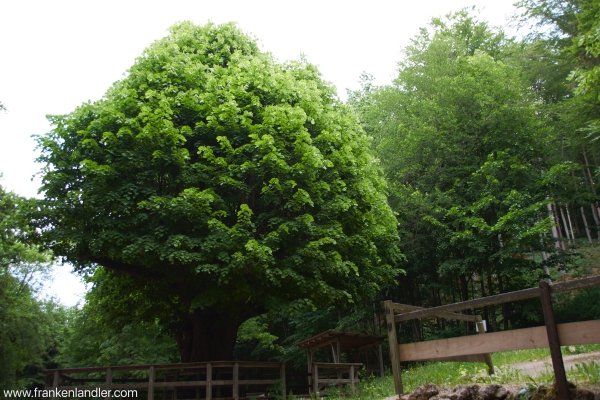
top-left (510, 350), bottom-right (600, 377)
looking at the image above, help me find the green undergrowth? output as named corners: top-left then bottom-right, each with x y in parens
top-left (303, 345), bottom-right (600, 400)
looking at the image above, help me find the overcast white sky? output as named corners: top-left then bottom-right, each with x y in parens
top-left (0, 0), bottom-right (519, 306)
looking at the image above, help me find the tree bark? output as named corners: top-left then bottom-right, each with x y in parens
top-left (479, 270), bottom-right (489, 327)
top-left (497, 275), bottom-right (509, 331)
top-left (581, 206), bottom-right (594, 246)
top-left (547, 202), bottom-right (564, 250)
top-left (564, 205), bottom-right (576, 242)
top-left (175, 305), bottom-right (253, 362)
top-left (487, 275), bottom-right (497, 332)
top-left (459, 273), bottom-right (471, 334)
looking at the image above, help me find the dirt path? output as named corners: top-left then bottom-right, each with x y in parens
top-left (509, 350), bottom-right (600, 377)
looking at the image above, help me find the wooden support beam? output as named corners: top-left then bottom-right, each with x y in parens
top-left (539, 281), bottom-right (569, 400)
top-left (396, 276), bottom-right (600, 322)
top-left (382, 300), bottom-right (403, 395)
top-left (392, 303), bottom-right (480, 322)
top-left (398, 319), bottom-right (600, 361)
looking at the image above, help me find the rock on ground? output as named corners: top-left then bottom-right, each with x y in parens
top-left (389, 382), bottom-right (599, 400)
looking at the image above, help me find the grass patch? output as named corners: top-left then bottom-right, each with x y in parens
top-left (306, 345), bottom-right (600, 399)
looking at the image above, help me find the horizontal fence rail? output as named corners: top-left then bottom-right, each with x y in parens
top-left (395, 275), bottom-right (600, 322)
top-left (44, 361), bottom-right (286, 400)
top-left (399, 319), bottom-right (600, 361)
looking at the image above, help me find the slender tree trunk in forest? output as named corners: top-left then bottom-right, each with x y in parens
top-left (583, 145), bottom-right (596, 187)
top-left (497, 275), bottom-right (509, 331)
top-left (581, 162), bottom-right (600, 241)
top-left (479, 271), bottom-right (489, 327)
top-left (548, 203), bottom-right (564, 250)
top-left (412, 320), bottom-right (422, 342)
top-left (570, 204), bottom-right (581, 236)
top-left (435, 289), bottom-right (443, 330)
top-left (589, 202), bottom-right (600, 240)
top-left (460, 273), bottom-right (471, 334)
top-left (581, 206), bottom-right (594, 246)
top-left (559, 206), bottom-right (572, 245)
top-left (487, 275), bottom-right (497, 332)
top-left (564, 205), bottom-right (576, 242)
top-left (539, 244), bottom-right (552, 283)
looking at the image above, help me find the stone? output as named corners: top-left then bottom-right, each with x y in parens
top-left (409, 383), bottom-right (440, 400)
top-left (574, 389), bottom-right (596, 400)
top-left (448, 384), bottom-right (480, 400)
top-left (482, 384), bottom-right (510, 400)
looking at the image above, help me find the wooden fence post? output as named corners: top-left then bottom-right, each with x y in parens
top-left (148, 366), bottom-right (155, 400)
top-left (105, 368), bottom-right (112, 400)
top-left (539, 281), bottom-right (569, 400)
top-left (382, 300), bottom-right (403, 395)
top-left (52, 371), bottom-right (59, 400)
top-left (475, 316), bottom-right (495, 375)
top-left (307, 349), bottom-right (314, 393)
top-left (312, 363), bottom-right (319, 395)
top-left (233, 363), bottom-right (239, 400)
top-left (280, 362), bottom-right (286, 400)
top-left (206, 363), bottom-right (212, 400)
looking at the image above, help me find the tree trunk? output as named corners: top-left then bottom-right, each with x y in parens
top-left (175, 305), bottom-right (252, 362)
top-left (547, 202), bottom-right (564, 250)
top-left (559, 206), bottom-right (572, 245)
top-left (487, 275), bottom-right (497, 332)
top-left (581, 206), bottom-right (594, 246)
top-left (497, 275), bottom-right (509, 331)
top-left (412, 320), bottom-right (422, 342)
top-left (564, 205), bottom-right (576, 242)
top-left (460, 273), bottom-right (471, 334)
top-left (479, 270), bottom-right (489, 327)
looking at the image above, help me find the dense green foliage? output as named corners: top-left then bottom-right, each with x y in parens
top-left (34, 21), bottom-right (401, 362)
top-left (347, 11), bottom-right (558, 338)
top-left (0, 183), bottom-right (66, 394)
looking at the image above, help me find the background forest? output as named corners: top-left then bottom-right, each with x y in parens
top-left (1, 0), bottom-right (600, 394)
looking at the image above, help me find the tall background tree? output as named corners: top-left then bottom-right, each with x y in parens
top-left (34, 22), bottom-right (401, 362)
top-left (349, 10), bottom-right (556, 337)
top-left (0, 181), bottom-right (66, 394)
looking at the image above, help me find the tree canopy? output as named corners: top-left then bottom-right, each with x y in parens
top-left (35, 22), bottom-right (401, 362)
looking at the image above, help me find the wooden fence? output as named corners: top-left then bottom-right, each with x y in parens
top-left (44, 361), bottom-right (286, 400)
top-left (382, 275), bottom-right (600, 399)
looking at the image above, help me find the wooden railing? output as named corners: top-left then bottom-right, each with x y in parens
top-left (382, 275), bottom-right (600, 399)
top-left (44, 361), bottom-right (286, 400)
